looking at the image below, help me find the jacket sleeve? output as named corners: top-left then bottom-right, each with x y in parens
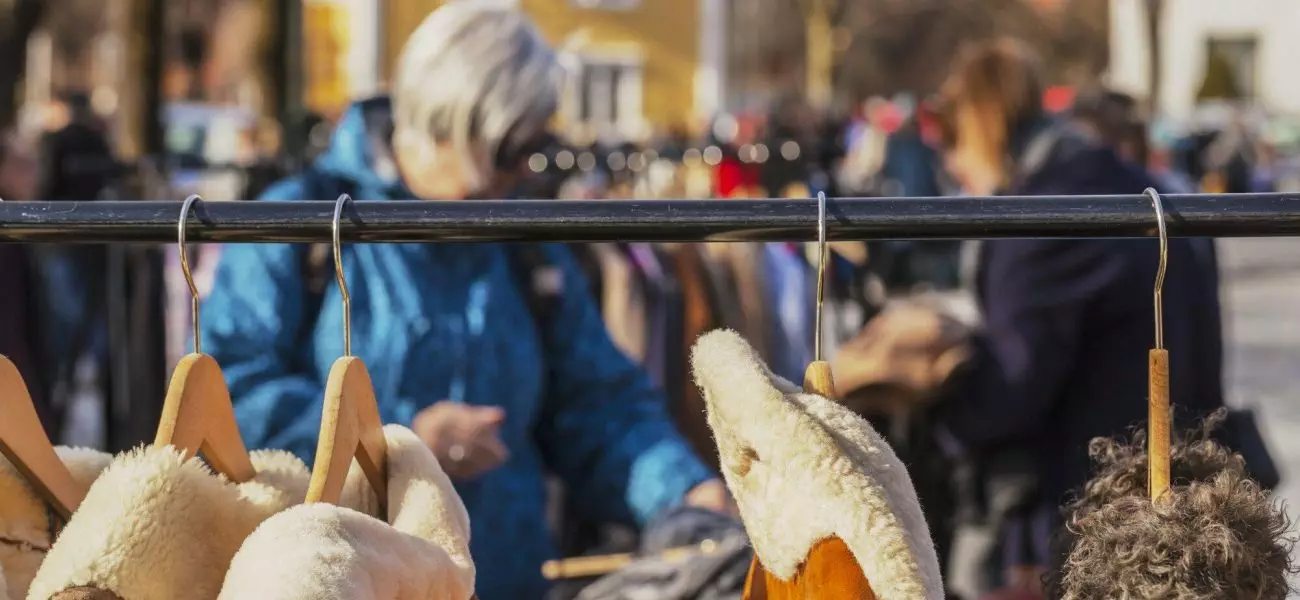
top-left (200, 179), bottom-right (325, 462)
top-left (938, 239), bottom-right (1125, 450)
top-left (532, 245), bottom-right (713, 526)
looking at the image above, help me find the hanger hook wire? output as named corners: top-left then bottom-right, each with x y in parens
top-left (179, 194), bottom-right (202, 354)
top-left (1145, 188), bottom-right (1167, 350)
top-left (814, 191), bottom-right (829, 362)
top-left (333, 194), bottom-right (353, 357)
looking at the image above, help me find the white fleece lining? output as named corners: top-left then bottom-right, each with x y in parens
top-left (27, 447), bottom-right (310, 600)
top-left (219, 425), bottom-right (474, 600)
top-left (0, 447), bottom-right (112, 600)
top-left (692, 329), bottom-right (943, 600)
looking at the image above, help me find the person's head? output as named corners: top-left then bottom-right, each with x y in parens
top-left (936, 38), bottom-right (1044, 195)
top-left (55, 91), bottom-right (96, 126)
top-left (1051, 410), bottom-right (1296, 599)
top-left (1071, 87), bottom-right (1148, 166)
top-left (391, 1), bottom-right (562, 200)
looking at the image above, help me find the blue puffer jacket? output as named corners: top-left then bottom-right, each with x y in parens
top-left (201, 97), bottom-right (713, 600)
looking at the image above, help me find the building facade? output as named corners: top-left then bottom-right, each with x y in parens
top-left (383, 0), bottom-right (726, 140)
top-left (1109, 0), bottom-right (1300, 120)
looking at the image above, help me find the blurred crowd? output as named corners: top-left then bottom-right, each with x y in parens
top-left (0, 4), bottom-right (1293, 600)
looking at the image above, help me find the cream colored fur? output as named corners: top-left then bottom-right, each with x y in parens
top-left (692, 329), bottom-right (943, 600)
top-left (0, 447), bottom-right (112, 600)
top-left (218, 425), bottom-right (474, 600)
top-left (27, 447), bottom-right (310, 600)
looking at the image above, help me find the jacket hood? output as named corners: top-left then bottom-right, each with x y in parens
top-left (1013, 120), bottom-right (1156, 195)
top-left (313, 96), bottom-right (409, 199)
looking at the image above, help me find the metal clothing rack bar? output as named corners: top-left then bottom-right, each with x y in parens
top-left (2, 193), bottom-right (1299, 243)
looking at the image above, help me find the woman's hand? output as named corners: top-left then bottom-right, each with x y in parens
top-left (684, 479), bottom-right (739, 516)
top-left (412, 402), bottom-right (510, 480)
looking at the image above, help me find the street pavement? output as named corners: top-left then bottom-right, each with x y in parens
top-left (1218, 238), bottom-right (1300, 593)
top-left (1220, 239), bottom-right (1300, 503)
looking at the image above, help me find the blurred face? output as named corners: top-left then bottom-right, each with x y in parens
top-left (395, 124), bottom-right (551, 201)
top-left (395, 140), bottom-right (500, 200)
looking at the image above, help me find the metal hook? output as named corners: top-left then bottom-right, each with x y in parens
top-left (814, 191), bottom-right (829, 362)
top-left (1145, 188), bottom-right (1167, 350)
top-left (179, 194), bottom-right (202, 353)
top-left (333, 194), bottom-right (353, 357)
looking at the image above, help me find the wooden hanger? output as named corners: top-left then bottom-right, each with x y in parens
top-left (745, 191), bottom-right (872, 600)
top-left (154, 195), bottom-right (256, 482)
top-left (0, 356), bottom-right (85, 518)
top-left (803, 191), bottom-right (838, 399)
top-left (1145, 188), bottom-right (1171, 503)
top-left (0, 198), bottom-right (84, 518)
top-left (541, 540), bottom-right (724, 580)
top-left (305, 194), bottom-right (388, 511)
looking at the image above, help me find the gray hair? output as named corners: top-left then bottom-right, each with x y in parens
top-left (391, 1), bottom-right (562, 189)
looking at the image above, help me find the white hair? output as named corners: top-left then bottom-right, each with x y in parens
top-left (392, 1), bottom-right (563, 190)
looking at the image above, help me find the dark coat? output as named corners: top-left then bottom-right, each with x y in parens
top-left (38, 120), bottom-right (116, 202)
top-left (939, 125), bottom-right (1225, 509)
top-left (0, 246), bottom-right (52, 428)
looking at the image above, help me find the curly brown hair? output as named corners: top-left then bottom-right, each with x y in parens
top-left (1051, 410), bottom-right (1296, 599)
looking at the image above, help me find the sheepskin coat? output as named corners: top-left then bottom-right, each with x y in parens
top-left (218, 425), bottom-right (474, 600)
top-left (691, 329), bottom-right (943, 599)
top-left (27, 448), bottom-right (310, 600)
top-left (0, 448), bottom-right (111, 600)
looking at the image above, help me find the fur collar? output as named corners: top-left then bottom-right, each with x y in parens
top-left (219, 425), bottom-right (475, 600)
top-left (29, 447), bottom-right (309, 600)
top-left (692, 329), bottom-right (943, 599)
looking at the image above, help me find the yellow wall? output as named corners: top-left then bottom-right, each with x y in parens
top-left (382, 0), bottom-right (701, 131)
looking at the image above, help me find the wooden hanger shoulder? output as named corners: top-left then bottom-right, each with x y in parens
top-left (744, 537), bottom-right (875, 599)
top-left (0, 356), bottom-right (85, 518)
top-left (306, 356), bottom-right (387, 508)
top-left (155, 352), bottom-right (256, 482)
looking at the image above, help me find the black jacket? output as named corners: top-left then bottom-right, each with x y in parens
top-left (38, 121), bottom-right (117, 202)
top-left (939, 124), bottom-right (1225, 509)
top-left (0, 246), bottom-right (52, 429)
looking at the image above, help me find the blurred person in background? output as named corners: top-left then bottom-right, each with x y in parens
top-left (711, 114), bottom-right (761, 198)
top-left (878, 103), bottom-right (963, 291)
top-left (240, 118), bottom-right (289, 200)
top-left (0, 133), bottom-right (54, 429)
top-left (1251, 138), bottom-right (1278, 193)
top-left (1068, 89), bottom-right (1144, 164)
top-left (656, 124), bottom-right (693, 162)
top-left (37, 91), bottom-right (117, 203)
top-left (904, 39), bottom-right (1225, 598)
top-left (1174, 115), bottom-right (1255, 194)
top-left (200, 4), bottom-right (731, 599)
top-left (1069, 87), bottom-right (1195, 194)
top-left (31, 91), bottom-right (117, 423)
top-left (761, 95), bottom-right (814, 197)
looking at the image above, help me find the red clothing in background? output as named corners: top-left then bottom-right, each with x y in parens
top-left (715, 155), bottom-right (761, 197)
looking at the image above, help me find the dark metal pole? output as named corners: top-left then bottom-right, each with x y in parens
top-left (143, 0), bottom-right (166, 160)
top-left (281, 0), bottom-right (306, 163)
top-left (1, 194), bottom-right (1300, 243)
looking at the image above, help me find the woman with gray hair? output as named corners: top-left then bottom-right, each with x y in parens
top-left (200, 3), bottom-right (731, 599)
